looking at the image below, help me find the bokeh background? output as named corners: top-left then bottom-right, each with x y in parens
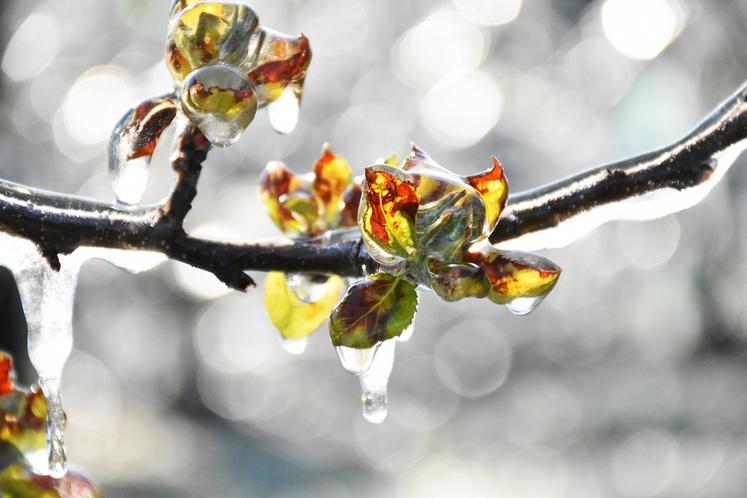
top-left (2, 0), bottom-right (747, 496)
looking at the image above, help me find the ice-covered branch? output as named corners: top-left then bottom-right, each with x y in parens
top-left (1, 84), bottom-right (747, 288)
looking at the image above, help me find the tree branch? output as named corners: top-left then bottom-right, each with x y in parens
top-left (1, 84), bottom-right (747, 290)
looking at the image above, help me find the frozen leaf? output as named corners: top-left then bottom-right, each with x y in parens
top-left (180, 64), bottom-right (258, 147)
top-left (466, 245), bottom-right (561, 306)
top-left (312, 145), bottom-right (353, 224)
top-left (247, 29), bottom-right (311, 107)
top-left (258, 161), bottom-right (311, 235)
top-left (359, 166), bottom-right (420, 265)
top-left (108, 95), bottom-right (177, 205)
top-left (166, 2), bottom-right (260, 82)
top-left (465, 156), bottom-right (509, 234)
top-left (264, 272), bottom-right (344, 341)
top-left (425, 258), bottom-right (489, 302)
top-left (330, 273), bottom-right (418, 349)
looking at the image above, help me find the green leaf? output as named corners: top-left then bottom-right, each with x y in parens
top-left (330, 273), bottom-right (417, 348)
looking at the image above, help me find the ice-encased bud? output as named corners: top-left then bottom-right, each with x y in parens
top-left (108, 95), bottom-right (177, 205)
top-left (247, 29), bottom-right (310, 108)
top-left (166, 1), bottom-right (260, 82)
top-left (180, 64), bottom-right (258, 147)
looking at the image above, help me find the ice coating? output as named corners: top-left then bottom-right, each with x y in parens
top-left (357, 339), bottom-right (396, 423)
top-left (266, 84), bottom-right (301, 134)
top-left (108, 95), bottom-right (177, 205)
top-left (336, 343), bottom-right (380, 375)
top-left (285, 273), bottom-right (329, 303)
top-left (180, 64), bottom-right (258, 147)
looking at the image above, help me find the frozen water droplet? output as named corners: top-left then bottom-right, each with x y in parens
top-left (181, 65), bottom-right (258, 147)
top-left (286, 273), bottom-right (328, 303)
top-left (108, 95), bottom-right (177, 205)
top-left (15, 255), bottom-right (83, 478)
top-left (281, 336), bottom-right (308, 355)
top-left (505, 296), bottom-right (544, 316)
top-left (358, 339), bottom-right (396, 424)
top-left (336, 343), bottom-right (380, 374)
top-left (267, 85), bottom-right (300, 134)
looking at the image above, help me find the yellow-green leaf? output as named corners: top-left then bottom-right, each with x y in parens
top-left (258, 161), bottom-right (311, 235)
top-left (264, 272), bottom-right (344, 340)
top-left (330, 273), bottom-right (417, 348)
top-left (312, 145), bottom-right (353, 224)
top-left (359, 166), bottom-right (420, 264)
top-left (466, 246), bottom-right (561, 305)
top-left (465, 156), bottom-right (509, 234)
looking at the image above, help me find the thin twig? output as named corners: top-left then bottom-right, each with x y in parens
top-left (0, 84), bottom-right (746, 290)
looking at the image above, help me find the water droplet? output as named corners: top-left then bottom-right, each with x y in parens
top-left (358, 339), bottom-right (396, 424)
top-left (180, 65), bottom-right (258, 147)
top-left (285, 273), bottom-right (328, 303)
top-left (505, 295), bottom-right (544, 315)
top-left (336, 343), bottom-right (380, 374)
top-left (267, 84), bottom-right (301, 134)
top-left (281, 336), bottom-right (308, 355)
top-left (108, 96), bottom-right (177, 205)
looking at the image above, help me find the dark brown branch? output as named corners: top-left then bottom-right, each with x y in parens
top-left (1, 84), bottom-right (747, 290)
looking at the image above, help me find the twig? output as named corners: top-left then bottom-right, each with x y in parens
top-left (1, 84), bottom-right (746, 290)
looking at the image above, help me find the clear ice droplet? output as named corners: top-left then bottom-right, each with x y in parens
top-left (267, 85), bottom-right (300, 134)
top-left (181, 65), bottom-right (258, 147)
top-left (336, 343), bottom-right (380, 375)
top-left (358, 339), bottom-right (396, 424)
top-left (505, 296), bottom-right (544, 316)
top-left (286, 273), bottom-right (328, 303)
top-left (108, 95), bottom-right (177, 205)
top-left (281, 336), bottom-right (308, 355)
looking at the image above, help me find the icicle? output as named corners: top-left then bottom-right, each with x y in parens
top-left (281, 336), bottom-right (308, 355)
top-left (180, 65), bottom-right (258, 147)
top-left (357, 339), bottom-right (396, 424)
top-left (505, 296), bottom-right (544, 316)
top-left (266, 84), bottom-right (301, 134)
top-left (336, 343), bottom-right (380, 375)
top-left (15, 254), bottom-right (83, 479)
top-left (285, 273), bottom-right (328, 303)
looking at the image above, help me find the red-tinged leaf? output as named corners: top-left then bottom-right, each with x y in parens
top-left (312, 145), bottom-right (353, 223)
top-left (466, 246), bottom-right (561, 305)
top-left (465, 156), bottom-right (509, 234)
top-left (359, 166), bottom-right (419, 262)
top-left (118, 96), bottom-right (177, 162)
top-left (0, 352), bottom-right (14, 396)
top-left (330, 274), bottom-right (418, 348)
top-left (258, 161), bottom-right (311, 235)
top-left (249, 30), bottom-right (311, 105)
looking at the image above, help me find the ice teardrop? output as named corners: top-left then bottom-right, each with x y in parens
top-left (505, 295), bottom-right (545, 316)
top-left (180, 65), bottom-right (258, 147)
top-left (358, 339), bottom-right (396, 424)
top-left (108, 95), bottom-right (177, 205)
top-left (281, 336), bottom-right (308, 355)
top-left (336, 343), bottom-right (380, 375)
top-left (266, 83), bottom-right (301, 134)
top-left (285, 273), bottom-right (328, 303)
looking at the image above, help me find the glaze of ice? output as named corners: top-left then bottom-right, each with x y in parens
top-left (180, 65), bottom-right (258, 147)
top-left (13, 249), bottom-right (85, 478)
top-left (358, 339), bottom-right (396, 424)
top-left (281, 336), bottom-right (308, 355)
top-left (266, 85), bottom-right (300, 134)
top-left (108, 109), bottom-right (151, 205)
top-left (497, 138), bottom-right (747, 252)
top-left (336, 343), bottom-right (380, 375)
top-left (286, 273), bottom-right (327, 303)
top-left (505, 295), bottom-right (544, 316)
top-left (76, 247), bottom-right (167, 274)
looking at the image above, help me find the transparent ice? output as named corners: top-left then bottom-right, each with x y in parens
top-left (267, 84), bottom-right (301, 134)
top-left (505, 295), bottom-right (544, 316)
top-left (281, 336), bottom-right (308, 355)
top-left (357, 339), bottom-right (396, 424)
top-left (336, 343), bottom-right (380, 375)
top-left (180, 65), bottom-right (258, 147)
top-left (108, 109), bottom-right (153, 205)
top-left (285, 273), bottom-right (328, 303)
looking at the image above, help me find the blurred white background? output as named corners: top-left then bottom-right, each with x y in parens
top-left (2, 0), bottom-right (747, 496)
